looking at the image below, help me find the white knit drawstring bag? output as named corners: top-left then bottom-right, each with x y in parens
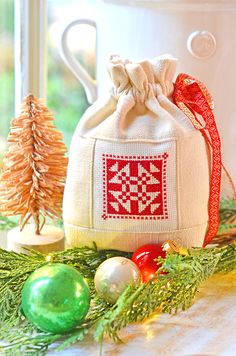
top-left (63, 54), bottom-right (210, 251)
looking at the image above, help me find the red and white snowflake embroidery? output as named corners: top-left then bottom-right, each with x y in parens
top-left (102, 154), bottom-right (168, 220)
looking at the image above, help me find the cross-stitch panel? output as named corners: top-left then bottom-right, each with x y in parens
top-left (102, 153), bottom-right (168, 221)
top-left (93, 140), bottom-right (177, 232)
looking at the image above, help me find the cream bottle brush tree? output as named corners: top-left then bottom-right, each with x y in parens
top-left (0, 94), bottom-right (68, 252)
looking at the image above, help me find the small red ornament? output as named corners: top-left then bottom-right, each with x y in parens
top-left (132, 244), bottom-right (166, 283)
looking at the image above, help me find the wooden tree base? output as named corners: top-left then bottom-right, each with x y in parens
top-left (7, 224), bottom-right (65, 254)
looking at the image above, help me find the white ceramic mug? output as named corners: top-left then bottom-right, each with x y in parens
top-left (60, 0), bottom-right (236, 181)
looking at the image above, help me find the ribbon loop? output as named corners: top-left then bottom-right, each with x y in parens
top-left (173, 73), bottom-right (221, 247)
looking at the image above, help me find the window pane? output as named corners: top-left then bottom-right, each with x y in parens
top-left (0, 0), bottom-right (14, 164)
top-left (48, 0), bottom-right (96, 148)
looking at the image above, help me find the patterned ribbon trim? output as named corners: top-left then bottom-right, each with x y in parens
top-left (173, 73), bottom-right (221, 247)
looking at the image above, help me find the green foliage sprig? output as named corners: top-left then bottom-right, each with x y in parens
top-left (95, 243), bottom-right (236, 343)
top-left (218, 198), bottom-right (236, 234)
top-left (0, 246), bottom-right (130, 354)
top-left (0, 215), bottom-right (17, 231)
top-left (0, 242), bottom-right (235, 355)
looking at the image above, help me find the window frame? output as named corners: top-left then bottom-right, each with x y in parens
top-left (14, 0), bottom-right (47, 114)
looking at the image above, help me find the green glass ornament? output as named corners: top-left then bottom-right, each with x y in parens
top-left (21, 263), bottom-right (90, 334)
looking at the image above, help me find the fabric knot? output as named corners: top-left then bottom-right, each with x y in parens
top-left (110, 82), bottom-right (163, 104)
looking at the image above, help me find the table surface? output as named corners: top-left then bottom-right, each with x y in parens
top-left (1, 232), bottom-right (236, 356)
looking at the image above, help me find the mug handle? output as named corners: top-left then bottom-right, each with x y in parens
top-left (59, 19), bottom-right (97, 104)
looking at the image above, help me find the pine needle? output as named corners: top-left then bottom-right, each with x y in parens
top-left (0, 242), bottom-right (234, 354)
top-left (94, 246), bottom-right (226, 342)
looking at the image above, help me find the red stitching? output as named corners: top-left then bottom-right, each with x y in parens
top-left (102, 154), bottom-right (168, 220)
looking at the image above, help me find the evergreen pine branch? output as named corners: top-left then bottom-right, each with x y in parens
top-left (94, 244), bottom-right (235, 342)
top-left (219, 198), bottom-right (236, 225)
top-left (0, 246), bottom-right (129, 354)
top-left (0, 297), bottom-right (111, 355)
top-left (1, 332), bottom-right (62, 355)
top-left (217, 223), bottom-right (236, 235)
top-left (216, 198), bottom-right (236, 234)
top-left (0, 244), bottom-right (129, 323)
top-left (55, 328), bottom-right (88, 352)
top-left (0, 243), bottom-right (234, 354)
top-left (214, 242), bottom-right (236, 272)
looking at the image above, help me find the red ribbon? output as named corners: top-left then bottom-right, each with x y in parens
top-left (173, 73), bottom-right (222, 247)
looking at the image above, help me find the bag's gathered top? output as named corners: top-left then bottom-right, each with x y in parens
top-left (63, 54), bottom-right (232, 252)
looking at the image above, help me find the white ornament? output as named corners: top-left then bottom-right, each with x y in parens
top-left (94, 257), bottom-right (141, 304)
